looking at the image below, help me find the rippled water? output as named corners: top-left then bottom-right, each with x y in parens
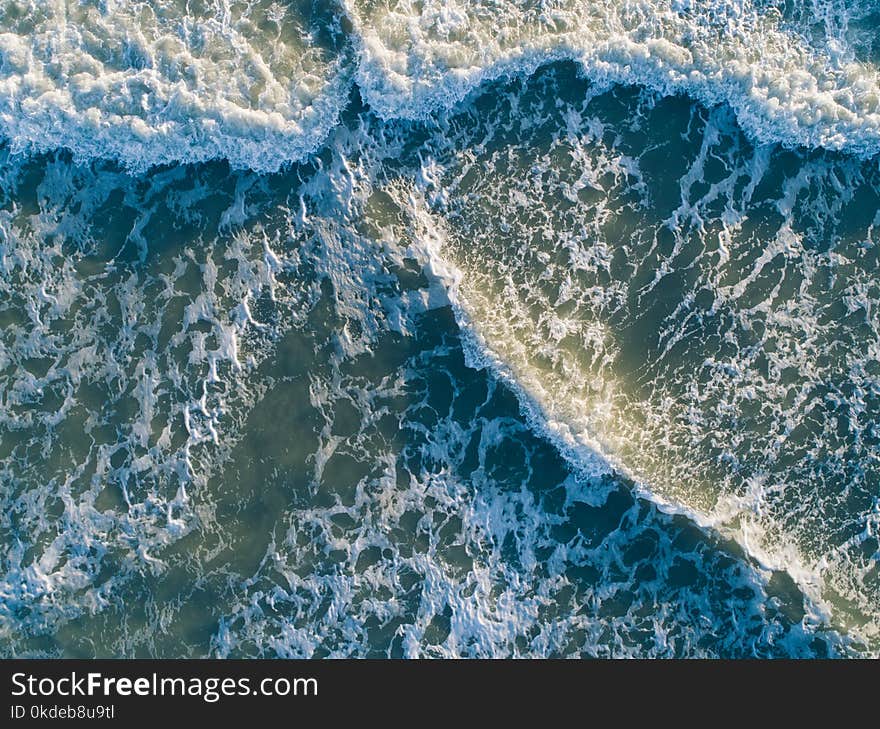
top-left (0, 0), bottom-right (878, 657)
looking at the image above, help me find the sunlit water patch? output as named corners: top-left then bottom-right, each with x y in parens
top-left (389, 66), bottom-right (880, 647)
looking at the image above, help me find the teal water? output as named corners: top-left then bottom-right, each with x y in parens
top-left (1, 1), bottom-right (879, 657)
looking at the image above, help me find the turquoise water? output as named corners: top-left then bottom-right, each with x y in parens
top-left (1, 1), bottom-right (879, 657)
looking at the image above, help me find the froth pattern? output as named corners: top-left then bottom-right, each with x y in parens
top-left (0, 151), bottom-right (317, 645)
top-left (400, 69), bottom-right (880, 649)
top-left (2, 1), bottom-right (878, 658)
top-left (0, 0), bottom-right (351, 172)
top-left (1, 1), bottom-right (880, 171)
top-left (349, 0), bottom-right (880, 158)
top-left (0, 119), bottom-right (853, 657)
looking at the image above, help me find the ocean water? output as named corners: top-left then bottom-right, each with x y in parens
top-left (0, 0), bottom-right (879, 658)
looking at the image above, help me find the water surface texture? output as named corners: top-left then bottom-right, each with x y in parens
top-left (1, 0), bottom-right (879, 657)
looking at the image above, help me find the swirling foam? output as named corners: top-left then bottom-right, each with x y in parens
top-left (0, 0), bottom-right (352, 172)
top-left (2, 1), bottom-right (880, 170)
top-left (349, 0), bottom-right (880, 158)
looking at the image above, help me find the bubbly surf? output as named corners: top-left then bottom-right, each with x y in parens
top-left (0, 0), bottom-right (878, 657)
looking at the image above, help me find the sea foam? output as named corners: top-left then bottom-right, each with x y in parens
top-left (0, 0), bottom-right (352, 172)
top-left (349, 0), bottom-right (880, 158)
top-left (1, 1), bottom-right (880, 171)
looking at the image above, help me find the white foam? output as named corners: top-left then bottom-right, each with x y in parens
top-left (0, 0), bottom-right (352, 172)
top-left (348, 0), bottom-right (880, 159)
top-left (1, 1), bottom-right (880, 170)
